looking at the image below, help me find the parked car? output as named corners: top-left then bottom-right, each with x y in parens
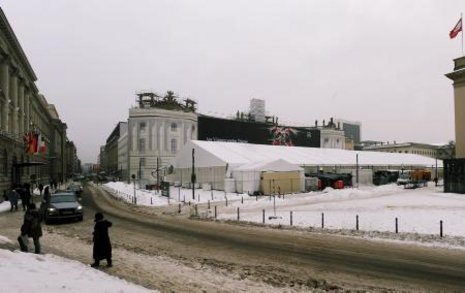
top-left (42, 192), bottom-right (83, 224)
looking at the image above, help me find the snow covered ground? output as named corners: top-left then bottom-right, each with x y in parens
top-left (101, 180), bottom-right (465, 249)
top-left (1, 180), bottom-right (465, 292)
top-left (0, 236), bottom-right (154, 292)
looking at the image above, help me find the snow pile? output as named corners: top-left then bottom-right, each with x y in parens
top-left (0, 238), bottom-right (155, 292)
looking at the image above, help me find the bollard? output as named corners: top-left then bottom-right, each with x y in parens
top-left (290, 211), bottom-right (293, 226)
top-left (256, 196), bottom-right (258, 201)
top-left (262, 209), bottom-right (265, 224)
top-left (395, 217), bottom-right (398, 234)
top-left (225, 197), bottom-right (228, 207)
top-left (356, 214), bottom-right (359, 231)
top-left (178, 203), bottom-right (181, 214)
top-left (321, 212), bottom-right (324, 229)
top-left (241, 197), bottom-right (243, 204)
top-left (151, 197), bottom-right (153, 205)
top-left (211, 190), bottom-right (213, 200)
top-left (214, 206), bottom-right (217, 219)
top-left (188, 201), bottom-right (191, 206)
top-left (195, 204), bottom-right (198, 217)
top-left (237, 207), bottom-right (240, 221)
top-left (208, 200), bottom-right (210, 209)
top-left (440, 220), bottom-right (443, 238)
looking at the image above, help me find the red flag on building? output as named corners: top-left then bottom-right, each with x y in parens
top-left (450, 17), bottom-right (462, 39)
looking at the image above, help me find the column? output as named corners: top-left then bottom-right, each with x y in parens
top-left (18, 82), bottom-right (24, 134)
top-left (9, 73), bottom-right (18, 136)
top-left (0, 60), bottom-right (9, 132)
top-left (24, 89), bottom-right (30, 132)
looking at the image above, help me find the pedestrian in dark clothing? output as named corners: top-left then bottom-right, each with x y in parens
top-left (91, 212), bottom-right (113, 268)
top-left (43, 186), bottom-right (50, 204)
top-left (22, 203), bottom-right (43, 254)
top-left (38, 183), bottom-right (44, 196)
top-left (17, 185), bottom-right (31, 211)
top-left (8, 188), bottom-right (19, 212)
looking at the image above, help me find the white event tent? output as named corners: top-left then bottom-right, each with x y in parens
top-left (170, 140), bottom-right (442, 192)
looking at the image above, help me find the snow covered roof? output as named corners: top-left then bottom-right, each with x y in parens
top-left (234, 159), bottom-right (303, 172)
top-left (173, 140), bottom-right (443, 168)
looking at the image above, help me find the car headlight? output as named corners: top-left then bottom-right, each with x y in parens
top-left (76, 205), bottom-right (83, 211)
top-left (47, 207), bottom-right (56, 212)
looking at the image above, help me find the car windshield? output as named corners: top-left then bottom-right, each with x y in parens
top-left (50, 194), bottom-right (77, 203)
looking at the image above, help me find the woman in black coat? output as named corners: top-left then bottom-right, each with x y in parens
top-left (91, 212), bottom-right (112, 267)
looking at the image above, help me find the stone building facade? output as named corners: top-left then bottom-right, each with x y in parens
top-left (0, 8), bottom-right (77, 194)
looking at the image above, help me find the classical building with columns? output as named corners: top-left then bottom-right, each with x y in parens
top-left (444, 56), bottom-right (465, 193)
top-left (100, 92), bottom-right (197, 186)
top-left (0, 8), bottom-right (77, 194)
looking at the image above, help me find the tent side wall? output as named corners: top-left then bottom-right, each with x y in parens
top-left (232, 170), bottom-right (261, 194)
top-left (171, 166), bottom-right (227, 190)
top-left (260, 171), bottom-right (303, 195)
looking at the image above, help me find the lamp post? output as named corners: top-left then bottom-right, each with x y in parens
top-left (156, 157), bottom-right (160, 191)
top-left (131, 174), bottom-right (136, 205)
top-left (192, 148), bottom-right (196, 200)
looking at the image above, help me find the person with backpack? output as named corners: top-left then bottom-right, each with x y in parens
top-left (22, 203), bottom-right (43, 254)
top-left (91, 212), bottom-right (113, 268)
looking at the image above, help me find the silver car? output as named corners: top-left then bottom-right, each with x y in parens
top-left (43, 192), bottom-right (83, 224)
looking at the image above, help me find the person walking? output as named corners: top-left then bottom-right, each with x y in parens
top-left (38, 183), bottom-right (44, 196)
top-left (8, 188), bottom-right (19, 212)
top-left (91, 212), bottom-right (113, 268)
top-left (22, 203), bottom-right (43, 254)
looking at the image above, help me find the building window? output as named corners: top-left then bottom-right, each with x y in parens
top-left (171, 123), bottom-right (177, 131)
top-left (140, 122), bottom-right (146, 134)
top-left (138, 138), bottom-right (146, 153)
top-left (171, 139), bottom-right (177, 153)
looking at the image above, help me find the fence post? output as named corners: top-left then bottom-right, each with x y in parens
top-left (195, 204), bottom-right (198, 217)
top-left (208, 200), bottom-right (210, 209)
top-left (262, 209), bottom-right (265, 224)
top-left (321, 212), bottom-right (324, 229)
top-left (440, 220), bottom-right (443, 238)
top-left (214, 206), bottom-right (217, 219)
top-left (151, 197), bottom-right (153, 205)
top-left (395, 217), bottom-right (398, 234)
top-left (237, 207), bottom-right (240, 221)
top-left (290, 211), bottom-right (293, 226)
top-left (241, 196), bottom-right (243, 204)
top-left (225, 196), bottom-right (228, 206)
top-left (178, 203), bottom-right (181, 214)
top-left (356, 214), bottom-right (359, 231)
top-left (211, 190), bottom-right (213, 200)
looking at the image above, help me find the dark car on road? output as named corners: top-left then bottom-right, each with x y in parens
top-left (67, 183), bottom-right (83, 197)
top-left (42, 192), bottom-right (83, 224)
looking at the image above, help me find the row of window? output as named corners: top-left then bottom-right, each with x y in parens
top-left (139, 122), bottom-right (196, 133)
top-left (138, 138), bottom-right (177, 153)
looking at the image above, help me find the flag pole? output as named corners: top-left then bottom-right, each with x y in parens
top-left (462, 13), bottom-right (464, 56)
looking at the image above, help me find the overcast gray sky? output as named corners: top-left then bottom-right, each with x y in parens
top-left (1, 0), bottom-right (463, 163)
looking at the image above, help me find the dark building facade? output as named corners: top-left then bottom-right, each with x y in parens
top-left (198, 115), bottom-right (321, 147)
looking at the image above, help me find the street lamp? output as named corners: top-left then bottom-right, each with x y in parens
top-left (131, 174), bottom-right (137, 205)
top-left (192, 148), bottom-right (196, 200)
